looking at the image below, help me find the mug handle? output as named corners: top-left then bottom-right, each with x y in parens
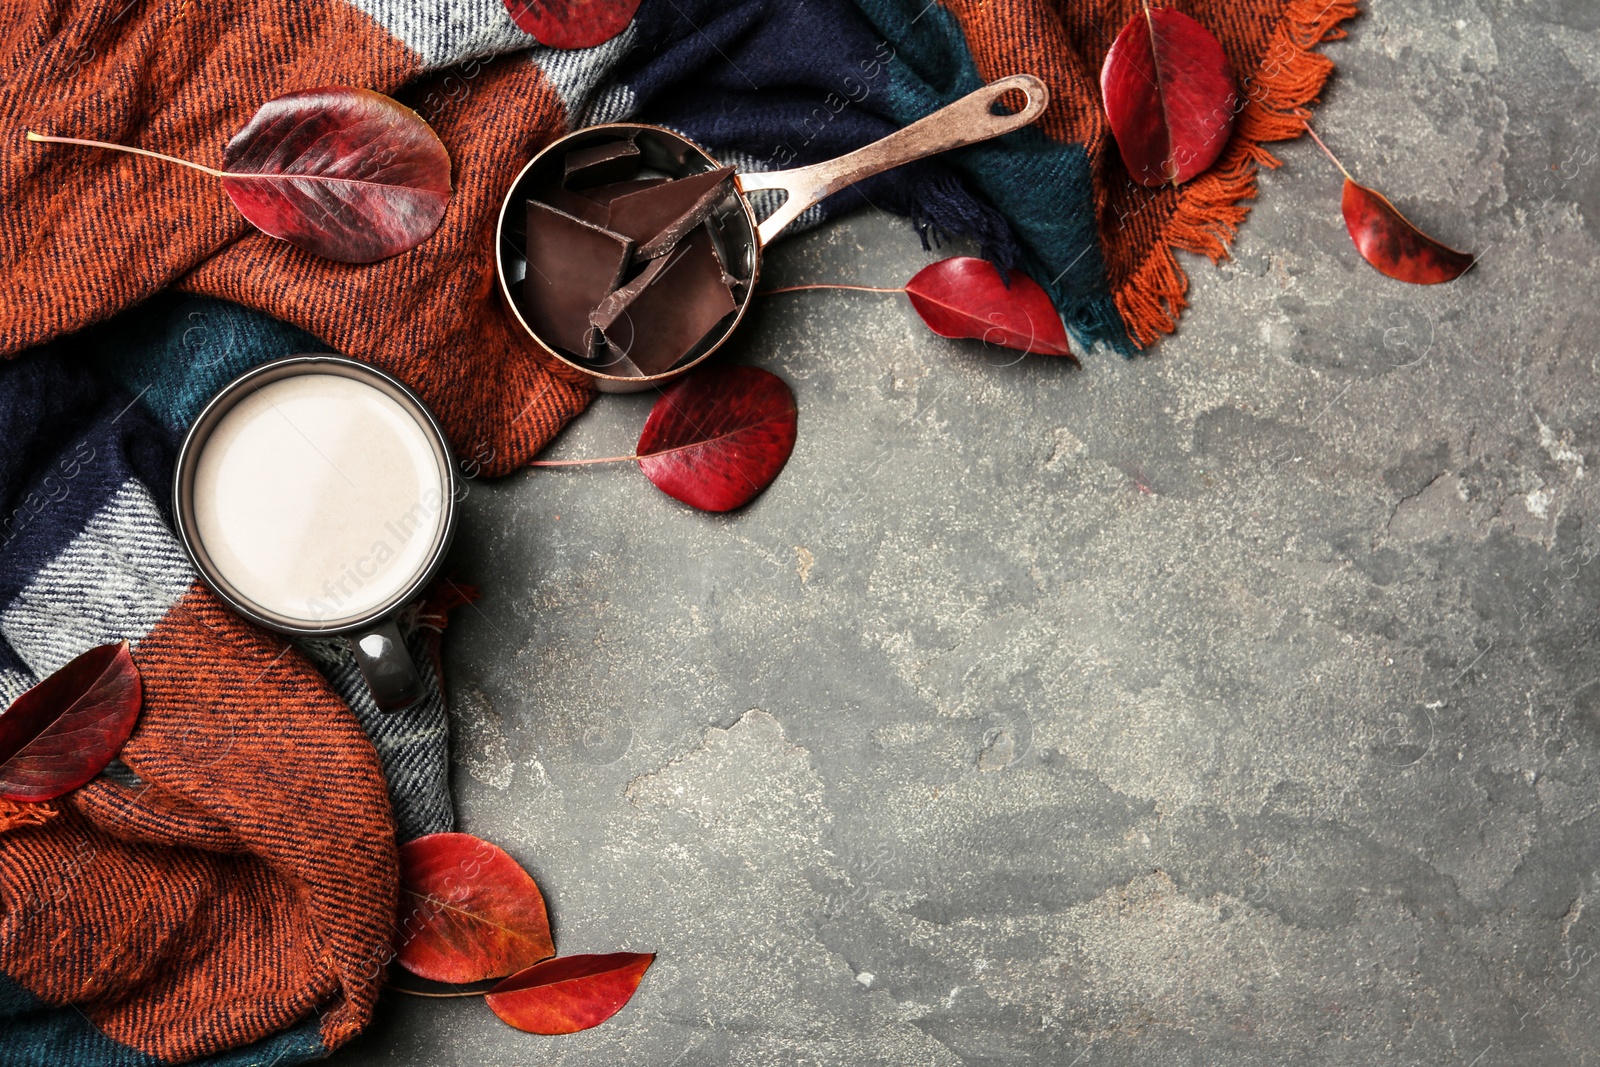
top-left (348, 620), bottom-right (425, 712)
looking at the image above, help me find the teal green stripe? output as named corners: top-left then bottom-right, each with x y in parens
top-left (0, 973), bottom-right (329, 1066)
top-left (850, 0), bottom-right (1134, 354)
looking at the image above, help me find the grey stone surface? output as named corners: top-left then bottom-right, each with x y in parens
top-left (336, 4), bottom-right (1600, 1063)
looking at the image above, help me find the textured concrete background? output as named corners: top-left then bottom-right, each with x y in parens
top-left (337, 2), bottom-right (1600, 1063)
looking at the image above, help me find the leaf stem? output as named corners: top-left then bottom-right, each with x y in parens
top-left (1301, 122), bottom-right (1353, 181)
top-left (527, 454), bottom-right (638, 467)
top-left (388, 987), bottom-right (484, 999)
top-left (758, 283), bottom-right (906, 297)
top-left (25, 131), bottom-right (226, 178)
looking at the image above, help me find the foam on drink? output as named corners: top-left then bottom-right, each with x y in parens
top-left (191, 372), bottom-right (446, 626)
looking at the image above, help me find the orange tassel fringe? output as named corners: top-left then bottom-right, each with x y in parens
top-left (0, 797), bottom-right (56, 833)
top-left (1114, 0), bottom-right (1361, 348)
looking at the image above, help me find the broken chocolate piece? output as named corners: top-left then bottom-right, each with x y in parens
top-left (636, 174), bottom-right (736, 259)
top-left (534, 177), bottom-right (670, 227)
top-left (582, 177), bottom-right (669, 205)
top-left (523, 199), bottom-right (633, 359)
top-left (606, 166), bottom-right (736, 248)
top-left (705, 212), bottom-right (752, 290)
top-left (538, 183), bottom-right (609, 227)
top-left (586, 345), bottom-right (647, 378)
top-left (589, 226), bottom-right (737, 376)
top-left (590, 253), bottom-right (673, 333)
top-left (563, 137), bottom-right (640, 188)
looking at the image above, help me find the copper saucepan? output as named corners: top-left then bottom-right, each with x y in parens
top-left (495, 74), bottom-right (1049, 394)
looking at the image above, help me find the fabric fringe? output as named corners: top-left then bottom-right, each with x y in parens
top-left (413, 578), bottom-right (479, 681)
top-left (413, 579), bottom-right (478, 636)
top-left (0, 798), bottom-right (56, 834)
top-left (1114, 0), bottom-right (1361, 348)
top-left (902, 170), bottom-right (1028, 273)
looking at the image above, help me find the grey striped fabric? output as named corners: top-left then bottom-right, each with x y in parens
top-left (1, 481), bottom-right (193, 677)
top-left (344, 1), bottom-right (830, 239)
top-left (295, 603), bottom-right (454, 841)
top-left (1, 481), bottom-right (452, 842)
top-left (342, 0), bottom-right (540, 71)
top-left (531, 21), bottom-right (642, 122)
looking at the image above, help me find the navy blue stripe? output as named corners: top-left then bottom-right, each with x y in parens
top-left (0, 352), bottom-right (178, 607)
top-left (70, 293), bottom-right (326, 435)
top-left (621, 0), bottom-right (1033, 284)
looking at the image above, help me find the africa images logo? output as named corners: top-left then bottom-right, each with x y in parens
top-left (304, 486), bottom-right (444, 621)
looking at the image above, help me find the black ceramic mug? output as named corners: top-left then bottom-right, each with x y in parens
top-left (172, 355), bottom-right (459, 711)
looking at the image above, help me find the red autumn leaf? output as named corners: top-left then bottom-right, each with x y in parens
top-left (636, 365), bottom-right (798, 513)
top-left (1302, 124), bottom-right (1474, 285)
top-left (486, 952), bottom-right (655, 1034)
top-left (504, 0), bottom-right (642, 49)
top-left (221, 87), bottom-right (452, 263)
top-left (0, 641), bottom-right (141, 803)
top-left (1341, 178), bottom-right (1474, 285)
top-left (397, 832), bottom-right (555, 983)
top-left (1101, 5), bottom-right (1237, 186)
top-left (28, 88), bottom-right (450, 264)
top-left (904, 257), bottom-right (1075, 360)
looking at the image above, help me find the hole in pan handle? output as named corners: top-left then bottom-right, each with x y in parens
top-left (736, 73), bottom-right (1049, 246)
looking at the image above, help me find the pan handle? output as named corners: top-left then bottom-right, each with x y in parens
top-left (737, 74), bottom-right (1048, 247)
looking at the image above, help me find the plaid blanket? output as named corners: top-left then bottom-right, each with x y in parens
top-left (0, 0), bottom-right (1354, 1061)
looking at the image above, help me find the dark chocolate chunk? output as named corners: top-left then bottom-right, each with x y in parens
top-left (586, 345), bottom-right (647, 378)
top-left (636, 174), bottom-right (737, 259)
top-left (706, 212), bottom-right (752, 290)
top-left (534, 178), bottom-right (670, 227)
top-left (522, 199), bottom-right (633, 359)
top-left (538, 183), bottom-right (609, 226)
top-left (589, 226), bottom-right (737, 377)
top-left (606, 166), bottom-right (736, 248)
top-left (590, 254), bottom-right (673, 334)
top-left (563, 137), bottom-right (640, 188)
top-left (583, 177), bottom-right (669, 205)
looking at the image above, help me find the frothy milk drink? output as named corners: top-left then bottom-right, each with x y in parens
top-left (191, 372), bottom-right (447, 627)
